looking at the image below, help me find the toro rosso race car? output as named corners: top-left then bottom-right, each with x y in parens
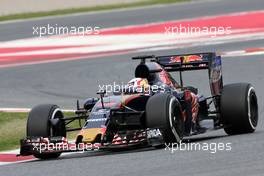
top-left (19, 52), bottom-right (259, 159)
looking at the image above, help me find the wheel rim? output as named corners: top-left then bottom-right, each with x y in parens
top-left (248, 87), bottom-right (258, 129)
top-left (50, 108), bottom-right (64, 136)
top-left (168, 97), bottom-right (182, 142)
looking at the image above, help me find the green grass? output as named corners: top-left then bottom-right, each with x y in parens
top-left (0, 112), bottom-right (82, 151)
top-left (0, 0), bottom-right (187, 22)
top-left (0, 112), bottom-right (27, 151)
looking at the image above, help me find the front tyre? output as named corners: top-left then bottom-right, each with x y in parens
top-left (27, 104), bottom-right (66, 159)
top-left (220, 83), bottom-right (258, 135)
top-left (146, 93), bottom-right (184, 144)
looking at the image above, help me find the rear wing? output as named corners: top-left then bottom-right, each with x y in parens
top-left (156, 52), bottom-right (214, 72)
top-left (132, 53), bottom-right (223, 97)
top-left (157, 52), bottom-right (223, 96)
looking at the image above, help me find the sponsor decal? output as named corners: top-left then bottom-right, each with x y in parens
top-left (169, 55), bottom-right (203, 63)
top-left (87, 118), bottom-right (107, 122)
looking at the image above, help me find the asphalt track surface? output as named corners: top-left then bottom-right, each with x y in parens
top-left (0, 0), bottom-right (264, 175)
top-left (1, 0), bottom-right (264, 41)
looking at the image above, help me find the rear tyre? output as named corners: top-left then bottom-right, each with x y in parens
top-left (220, 83), bottom-right (258, 135)
top-left (27, 104), bottom-right (66, 159)
top-left (146, 93), bottom-right (184, 144)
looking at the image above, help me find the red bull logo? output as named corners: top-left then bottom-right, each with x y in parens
top-left (170, 55), bottom-right (203, 63)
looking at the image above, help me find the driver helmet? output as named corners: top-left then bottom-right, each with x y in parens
top-left (127, 78), bottom-right (150, 93)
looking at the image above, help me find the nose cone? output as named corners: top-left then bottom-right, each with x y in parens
top-left (76, 128), bottom-right (103, 143)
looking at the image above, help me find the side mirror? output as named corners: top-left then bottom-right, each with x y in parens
top-left (83, 98), bottom-right (99, 110)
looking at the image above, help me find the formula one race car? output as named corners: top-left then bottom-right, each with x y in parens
top-left (19, 52), bottom-right (259, 159)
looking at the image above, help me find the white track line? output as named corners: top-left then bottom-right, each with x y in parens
top-left (0, 108), bottom-right (75, 113)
